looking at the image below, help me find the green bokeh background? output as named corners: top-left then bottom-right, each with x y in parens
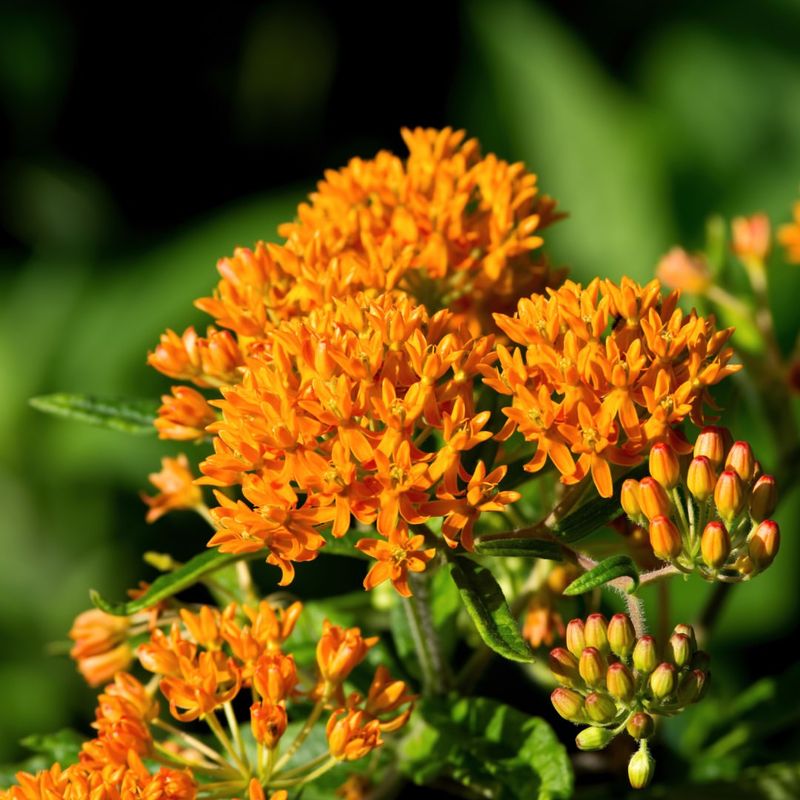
top-left (2, 0), bottom-right (800, 781)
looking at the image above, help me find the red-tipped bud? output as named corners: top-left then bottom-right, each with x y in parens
top-left (632, 635), bottom-right (658, 674)
top-left (667, 633), bottom-right (692, 668)
top-left (579, 647), bottom-right (607, 688)
top-left (725, 441), bottom-right (756, 483)
top-left (748, 520), bottom-right (780, 569)
top-left (649, 515), bottom-right (682, 561)
top-left (565, 619), bottom-right (586, 658)
top-left (584, 614), bottom-right (609, 654)
top-left (621, 479), bottom-right (644, 521)
top-left (649, 663), bottom-right (677, 699)
top-left (626, 711), bottom-right (655, 740)
top-left (606, 662), bottom-right (635, 702)
top-left (576, 726), bottom-right (615, 751)
top-left (750, 475), bottom-right (778, 522)
top-left (677, 669), bottom-right (708, 705)
top-left (687, 456), bottom-right (716, 502)
top-left (628, 742), bottom-right (656, 789)
top-left (608, 614), bottom-right (636, 660)
top-left (701, 521), bottom-right (731, 569)
top-left (694, 426), bottom-right (730, 467)
top-left (714, 469), bottom-right (745, 523)
top-left (649, 443), bottom-right (680, 489)
top-left (639, 478), bottom-right (672, 521)
top-left (673, 623), bottom-right (697, 651)
top-left (551, 688), bottom-right (584, 722)
top-left (549, 647), bottom-right (582, 687)
top-left (584, 692), bottom-right (618, 724)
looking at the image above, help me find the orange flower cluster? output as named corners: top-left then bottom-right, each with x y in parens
top-left (199, 292), bottom-right (517, 587)
top-left (486, 278), bottom-right (741, 497)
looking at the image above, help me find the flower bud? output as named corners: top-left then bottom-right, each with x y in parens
top-left (565, 619), bottom-right (586, 659)
top-left (576, 726), bottom-right (616, 751)
top-left (621, 479), bottom-right (644, 521)
top-left (628, 743), bottom-right (655, 789)
top-left (579, 647), bottom-right (607, 688)
top-left (551, 688), bottom-right (584, 722)
top-left (584, 614), bottom-right (609, 654)
top-left (632, 635), bottom-right (658, 674)
top-left (549, 647), bottom-right (582, 688)
top-left (649, 515), bottom-right (682, 560)
top-left (672, 623), bottom-right (697, 651)
top-left (639, 477), bottom-right (672, 521)
top-left (606, 662), bottom-right (635, 702)
top-left (725, 441), bottom-right (756, 483)
top-left (649, 663), bottom-right (677, 699)
top-left (250, 701), bottom-right (288, 749)
top-left (748, 520), bottom-right (780, 569)
top-left (585, 692), bottom-right (618, 724)
top-left (608, 614), bottom-right (636, 660)
top-left (750, 475), bottom-right (778, 522)
top-left (732, 213), bottom-right (771, 263)
top-left (714, 470), bottom-right (745, 523)
top-left (677, 669), bottom-right (708, 705)
top-left (687, 456), bottom-right (716, 502)
top-left (701, 521), bottom-right (731, 569)
top-left (656, 247), bottom-right (710, 295)
top-left (649, 443), bottom-right (680, 489)
top-left (694, 426), bottom-right (729, 468)
top-left (667, 633), bottom-right (692, 668)
top-left (626, 712), bottom-right (655, 740)
top-left (690, 650), bottom-right (711, 672)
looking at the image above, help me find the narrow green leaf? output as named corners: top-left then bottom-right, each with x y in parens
top-left (474, 535), bottom-right (565, 560)
top-left (30, 393), bottom-right (158, 435)
top-left (563, 555), bottom-right (640, 596)
top-left (91, 550), bottom-right (249, 615)
top-left (449, 556), bottom-right (534, 663)
top-left (19, 729), bottom-right (83, 766)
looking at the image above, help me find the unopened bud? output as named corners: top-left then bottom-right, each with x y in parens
top-left (579, 647), bottom-right (607, 688)
top-left (736, 553), bottom-right (755, 576)
top-left (677, 669), bottom-right (708, 705)
top-left (585, 692), bottom-right (617, 724)
top-left (656, 247), bottom-right (710, 295)
top-left (584, 614), bottom-right (609, 654)
top-left (694, 426), bottom-right (730, 467)
top-left (690, 650), bottom-right (711, 672)
top-left (608, 614), bottom-right (636, 659)
top-left (649, 443), bottom-right (680, 489)
top-left (687, 456), bottom-right (716, 502)
top-left (750, 475), bottom-right (778, 522)
top-left (606, 662), bottom-right (635, 702)
top-left (732, 213), bottom-right (771, 263)
top-left (701, 521), bottom-right (731, 569)
top-left (714, 469), bottom-right (745, 523)
top-left (576, 726), bottom-right (615, 751)
top-left (672, 624), bottom-right (697, 651)
top-left (626, 712), bottom-right (655, 740)
top-left (628, 742), bottom-right (656, 789)
top-left (549, 648), bottom-right (582, 688)
top-left (565, 619), bottom-right (586, 658)
top-left (632, 635), bottom-right (658, 674)
top-left (649, 663), bottom-right (677, 699)
top-left (667, 633), bottom-right (692, 668)
top-left (748, 520), bottom-right (780, 569)
top-left (639, 478), bottom-right (672, 520)
top-left (551, 688), bottom-right (584, 722)
top-left (725, 441), bottom-right (755, 482)
top-left (621, 479), bottom-right (644, 521)
top-left (649, 515), bottom-right (682, 560)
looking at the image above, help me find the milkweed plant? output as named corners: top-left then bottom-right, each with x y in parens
top-left (7, 128), bottom-right (800, 799)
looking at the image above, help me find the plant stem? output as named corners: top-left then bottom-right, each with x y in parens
top-left (696, 582), bottom-right (733, 646)
top-left (404, 570), bottom-right (451, 695)
top-left (269, 756), bottom-right (339, 788)
top-left (624, 593), bottom-right (648, 638)
top-left (153, 718), bottom-right (230, 767)
top-left (224, 701), bottom-right (248, 769)
top-left (273, 700), bottom-right (324, 771)
top-left (205, 711), bottom-right (249, 777)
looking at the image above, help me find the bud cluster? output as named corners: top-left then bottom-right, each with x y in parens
top-left (620, 428), bottom-right (780, 581)
top-left (549, 614), bottom-right (709, 789)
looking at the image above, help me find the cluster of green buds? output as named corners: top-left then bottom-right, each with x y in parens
top-left (620, 427), bottom-right (780, 581)
top-left (549, 613), bottom-right (709, 790)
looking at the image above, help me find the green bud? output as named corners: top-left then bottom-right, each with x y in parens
top-left (576, 726), bottom-right (616, 751)
top-left (628, 741), bottom-right (656, 789)
top-left (584, 692), bottom-right (617, 724)
top-left (608, 614), bottom-right (636, 660)
top-left (649, 662), bottom-right (677, 700)
top-left (672, 624), bottom-right (697, 650)
top-left (677, 669), bottom-right (708, 705)
top-left (606, 662), bottom-right (636, 702)
top-left (626, 711), bottom-right (655, 740)
top-left (632, 635), bottom-right (658, 674)
top-left (579, 647), bottom-right (607, 688)
top-left (565, 619), bottom-right (586, 658)
top-left (549, 647), bottom-right (582, 688)
top-left (584, 614), bottom-right (609, 654)
top-left (667, 633), bottom-right (692, 668)
top-left (551, 688), bottom-right (584, 722)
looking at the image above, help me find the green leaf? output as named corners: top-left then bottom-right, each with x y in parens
top-left (29, 393), bottom-right (158, 435)
top-left (563, 555), bottom-right (640, 596)
top-left (320, 527), bottom-right (370, 560)
top-left (19, 729), bottom-right (83, 765)
top-left (474, 535), bottom-right (565, 560)
top-left (91, 549), bottom-right (250, 615)
top-left (399, 696), bottom-right (573, 799)
top-left (448, 556), bottom-right (534, 663)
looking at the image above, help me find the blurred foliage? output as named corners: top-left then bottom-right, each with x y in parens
top-left (2, 1), bottom-right (800, 795)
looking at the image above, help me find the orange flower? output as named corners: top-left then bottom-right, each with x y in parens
top-left (363, 665), bottom-right (416, 731)
top-left (732, 213), bottom-right (770, 264)
top-left (250, 701), bottom-right (288, 748)
top-left (523, 597), bottom-right (565, 649)
top-left (356, 524), bottom-right (436, 598)
top-left (142, 454), bottom-right (203, 523)
top-left (326, 709), bottom-right (383, 761)
top-left (336, 775), bottom-right (372, 800)
top-left (69, 609), bottom-right (133, 687)
top-left (252, 651), bottom-right (298, 704)
top-left (656, 247), bottom-right (711, 295)
top-left (315, 622), bottom-right (378, 700)
top-left (778, 201), bottom-right (800, 263)
top-left (155, 386), bottom-right (216, 441)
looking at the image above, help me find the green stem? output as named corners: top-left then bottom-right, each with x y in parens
top-left (273, 700), bottom-right (324, 771)
top-left (153, 718), bottom-right (230, 767)
top-left (224, 701), bottom-right (249, 770)
top-left (205, 711), bottom-right (249, 777)
top-left (269, 756), bottom-right (339, 788)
